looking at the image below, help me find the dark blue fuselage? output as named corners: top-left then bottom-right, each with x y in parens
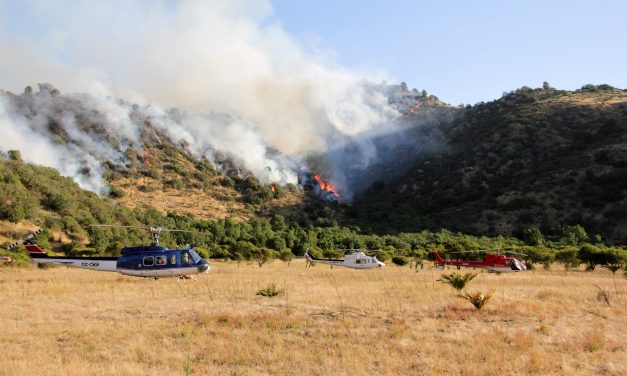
top-left (116, 246), bottom-right (209, 277)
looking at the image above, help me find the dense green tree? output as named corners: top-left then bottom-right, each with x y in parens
top-left (278, 249), bottom-right (294, 266)
top-left (252, 247), bottom-right (275, 267)
top-left (577, 244), bottom-right (620, 271)
top-left (522, 227), bottom-right (544, 246)
top-left (555, 247), bottom-right (581, 269)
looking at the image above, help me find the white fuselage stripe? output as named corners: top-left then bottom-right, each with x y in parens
top-left (309, 260), bottom-right (381, 269)
top-left (33, 259), bottom-right (118, 272)
top-left (31, 259), bottom-right (204, 277)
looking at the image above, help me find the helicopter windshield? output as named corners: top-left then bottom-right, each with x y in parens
top-left (188, 249), bottom-right (202, 263)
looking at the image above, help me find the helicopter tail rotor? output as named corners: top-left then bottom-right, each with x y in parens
top-left (6, 228), bottom-right (44, 251)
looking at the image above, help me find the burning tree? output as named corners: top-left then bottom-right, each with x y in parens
top-left (313, 175), bottom-right (340, 199)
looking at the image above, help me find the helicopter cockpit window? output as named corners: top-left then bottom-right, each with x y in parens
top-left (170, 254), bottom-right (177, 265)
top-left (182, 252), bottom-right (192, 265)
top-left (143, 256), bottom-right (154, 266)
top-left (188, 249), bottom-right (201, 263)
top-left (155, 256), bottom-right (167, 266)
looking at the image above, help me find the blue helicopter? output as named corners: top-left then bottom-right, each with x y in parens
top-left (8, 225), bottom-right (210, 279)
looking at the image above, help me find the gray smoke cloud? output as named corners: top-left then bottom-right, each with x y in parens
top-left (0, 1), bottom-right (446, 199)
top-left (0, 89), bottom-right (111, 193)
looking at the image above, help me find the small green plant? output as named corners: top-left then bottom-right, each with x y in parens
top-left (256, 283), bottom-right (284, 297)
top-left (438, 271), bottom-right (481, 291)
top-left (460, 290), bottom-right (493, 310)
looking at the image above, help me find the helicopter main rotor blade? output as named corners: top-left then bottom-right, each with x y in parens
top-left (504, 251), bottom-right (528, 256)
top-left (337, 249), bottom-right (384, 253)
top-left (89, 224), bottom-right (193, 232)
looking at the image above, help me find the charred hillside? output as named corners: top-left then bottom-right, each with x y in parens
top-left (351, 85), bottom-right (627, 243)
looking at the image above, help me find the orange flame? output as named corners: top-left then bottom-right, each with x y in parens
top-left (270, 184), bottom-right (276, 194)
top-left (140, 146), bottom-right (152, 167)
top-left (313, 175), bottom-right (340, 197)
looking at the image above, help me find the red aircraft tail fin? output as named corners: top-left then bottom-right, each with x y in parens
top-left (24, 242), bottom-right (48, 258)
top-left (433, 250), bottom-right (445, 265)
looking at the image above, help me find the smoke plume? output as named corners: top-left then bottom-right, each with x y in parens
top-left (0, 0), bottom-right (448, 199)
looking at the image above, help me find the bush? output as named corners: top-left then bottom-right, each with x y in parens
top-left (461, 290), bottom-right (493, 310)
top-left (578, 244), bottom-right (622, 271)
top-left (391, 256), bottom-right (409, 266)
top-left (522, 227), bottom-right (544, 246)
top-left (8, 150), bottom-right (22, 161)
top-left (278, 249), bottom-right (294, 266)
top-left (438, 272), bottom-right (481, 291)
top-left (252, 247), bottom-right (275, 267)
top-left (256, 283), bottom-right (284, 297)
top-left (108, 185), bottom-right (125, 198)
top-left (556, 248), bottom-right (580, 269)
top-left (194, 247), bottom-right (211, 259)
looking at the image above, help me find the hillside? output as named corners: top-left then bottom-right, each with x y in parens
top-left (352, 85), bottom-right (627, 243)
top-left (1, 83), bottom-right (626, 255)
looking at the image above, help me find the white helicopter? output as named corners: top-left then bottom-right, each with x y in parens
top-left (304, 249), bottom-right (385, 269)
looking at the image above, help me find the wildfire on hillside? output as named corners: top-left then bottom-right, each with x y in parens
top-left (297, 170), bottom-right (342, 201)
top-left (140, 146), bottom-right (152, 167)
top-left (313, 175), bottom-right (340, 198)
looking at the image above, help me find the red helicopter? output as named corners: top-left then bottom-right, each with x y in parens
top-left (434, 249), bottom-right (527, 273)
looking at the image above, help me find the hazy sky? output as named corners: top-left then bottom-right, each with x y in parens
top-left (271, 0), bottom-right (627, 104)
top-left (1, 0), bottom-right (625, 105)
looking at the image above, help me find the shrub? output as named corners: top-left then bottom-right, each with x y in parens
top-left (461, 290), bottom-right (493, 310)
top-left (8, 150), bottom-right (22, 161)
top-left (391, 256), bottom-right (409, 266)
top-left (578, 244), bottom-right (623, 271)
top-left (194, 247), bottom-right (211, 260)
top-left (556, 247), bottom-right (580, 269)
top-left (438, 272), bottom-right (481, 291)
top-left (108, 185), bottom-right (125, 198)
top-left (256, 283), bottom-right (284, 297)
top-left (375, 251), bottom-right (391, 262)
top-left (252, 247), bottom-right (275, 267)
top-left (278, 249), bottom-right (294, 266)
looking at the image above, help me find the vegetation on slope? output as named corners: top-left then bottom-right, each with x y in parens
top-left (353, 84), bottom-right (627, 243)
top-left (2, 152), bottom-right (625, 271)
top-left (1, 84), bottom-right (626, 272)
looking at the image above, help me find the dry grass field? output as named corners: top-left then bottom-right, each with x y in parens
top-left (1, 261), bottom-right (625, 376)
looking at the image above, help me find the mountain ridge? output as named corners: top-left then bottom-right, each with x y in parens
top-left (1, 83), bottom-right (626, 245)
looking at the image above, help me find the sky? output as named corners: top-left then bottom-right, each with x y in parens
top-left (0, 0), bottom-right (626, 105)
top-left (271, 0), bottom-right (627, 105)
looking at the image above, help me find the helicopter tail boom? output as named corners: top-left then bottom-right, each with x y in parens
top-left (24, 241), bottom-right (119, 271)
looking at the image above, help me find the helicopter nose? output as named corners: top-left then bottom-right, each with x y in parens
top-left (197, 259), bottom-right (210, 273)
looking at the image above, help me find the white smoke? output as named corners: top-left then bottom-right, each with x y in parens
top-left (0, 93), bottom-right (110, 193)
top-left (0, 1), bottom-right (443, 198)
